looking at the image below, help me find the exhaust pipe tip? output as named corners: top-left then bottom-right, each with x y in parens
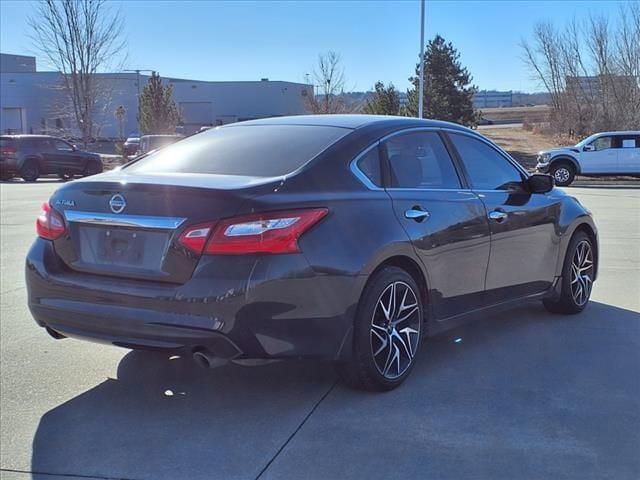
top-left (192, 349), bottom-right (228, 369)
top-left (192, 350), bottom-right (211, 368)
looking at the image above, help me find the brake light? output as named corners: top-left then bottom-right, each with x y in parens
top-left (207, 209), bottom-right (328, 254)
top-left (36, 202), bottom-right (66, 240)
top-left (0, 146), bottom-right (17, 155)
top-left (178, 209), bottom-right (328, 255)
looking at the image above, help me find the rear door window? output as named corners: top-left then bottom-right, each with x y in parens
top-left (618, 136), bottom-right (638, 149)
top-left (34, 139), bottom-right (53, 151)
top-left (383, 131), bottom-right (461, 189)
top-left (127, 125), bottom-right (350, 177)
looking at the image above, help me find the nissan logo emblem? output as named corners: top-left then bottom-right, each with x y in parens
top-left (109, 194), bottom-right (126, 214)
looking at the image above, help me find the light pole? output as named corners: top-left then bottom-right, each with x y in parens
top-left (325, 79), bottom-right (331, 113)
top-left (418, 0), bottom-right (425, 119)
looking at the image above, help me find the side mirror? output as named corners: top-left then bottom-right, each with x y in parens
top-left (527, 174), bottom-right (554, 193)
top-left (583, 144), bottom-right (595, 152)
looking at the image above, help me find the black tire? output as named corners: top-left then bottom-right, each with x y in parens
top-left (543, 231), bottom-right (594, 314)
top-left (336, 266), bottom-right (424, 391)
top-left (83, 160), bottom-right (103, 177)
top-left (550, 161), bottom-right (575, 187)
top-left (20, 160), bottom-right (39, 182)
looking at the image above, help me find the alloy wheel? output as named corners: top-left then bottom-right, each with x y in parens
top-left (554, 167), bottom-right (570, 184)
top-left (570, 240), bottom-right (593, 306)
top-left (370, 281), bottom-right (420, 379)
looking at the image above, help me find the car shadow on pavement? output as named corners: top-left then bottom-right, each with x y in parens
top-left (29, 300), bottom-right (640, 480)
top-left (29, 355), bottom-right (336, 480)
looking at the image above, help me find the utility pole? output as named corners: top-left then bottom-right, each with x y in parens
top-left (418, 0), bottom-right (425, 119)
top-left (325, 79), bottom-right (331, 113)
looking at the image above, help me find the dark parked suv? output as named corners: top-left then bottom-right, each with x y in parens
top-left (25, 116), bottom-right (598, 391)
top-left (0, 135), bottom-right (103, 182)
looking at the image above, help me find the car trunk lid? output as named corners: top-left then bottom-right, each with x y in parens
top-left (49, 170), bottom-right (284, 283)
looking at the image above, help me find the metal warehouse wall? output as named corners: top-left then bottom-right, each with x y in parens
top-left (1, 67), bottom-right (310, 138)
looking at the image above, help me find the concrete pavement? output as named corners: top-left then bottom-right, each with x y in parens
top-left (1, 181), bottom-right (639, 479)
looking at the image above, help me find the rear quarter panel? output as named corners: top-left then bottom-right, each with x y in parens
top-left (554, 192), bottom-right (598, 278)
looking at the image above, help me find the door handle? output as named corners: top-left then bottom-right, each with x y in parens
top-left (488, 210), bottom-right (508, 222)
top-left (405, 207), bottom-right (430, 222)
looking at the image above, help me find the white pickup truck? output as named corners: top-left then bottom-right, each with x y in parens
top-left (536, 131), bottom-right (640, 186)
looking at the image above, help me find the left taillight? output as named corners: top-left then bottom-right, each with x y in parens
top-left (178, 208), bottom-right (328, 255)
top-left (0, 146), bottom-right (17, 156)
top-left (36, 202), bottom-right (66, 240)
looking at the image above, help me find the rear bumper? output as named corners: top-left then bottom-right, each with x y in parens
top-left (26, 238), bottom-right (360, 360)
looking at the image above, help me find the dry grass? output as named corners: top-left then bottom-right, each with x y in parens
top-left (481, 126), bottom-right (562, 170)
top-left (482, 105), bottom-right (550, 123)
top-left (99, 154), bottom-right (127, 171)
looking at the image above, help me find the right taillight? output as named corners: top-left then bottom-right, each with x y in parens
top-left (36, 202), bottom-right (66, 240)
top-left (178, 208), bottom-right (328, 256)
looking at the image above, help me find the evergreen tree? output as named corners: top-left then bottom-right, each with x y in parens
top-left (405, 35), bottom-right (479, 127)
top-left (363, 82), bottom-right (401, 115)
top-left (138, 72), bottom-right (181, 135)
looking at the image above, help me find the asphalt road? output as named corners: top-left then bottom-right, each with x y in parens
top-left (1, 181), bottom-right (639, 480)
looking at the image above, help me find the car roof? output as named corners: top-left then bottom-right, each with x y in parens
top-left (0, 134), bottom-right (58, 139)
top-left (224, 114), bottom-right (472, 132)
top-left (593, 131), bottom-right (640, 136)
top-left (141, 134), bottom-right (183, 138)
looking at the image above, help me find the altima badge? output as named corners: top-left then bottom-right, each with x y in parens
top-left (109, 194), bottom-right (126, 214)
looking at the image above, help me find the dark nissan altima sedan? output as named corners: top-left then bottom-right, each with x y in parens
top-left (26, 115), bottom-right (598, 391)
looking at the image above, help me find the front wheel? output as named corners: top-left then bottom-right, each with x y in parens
top-left (543, 231), bottom-right (595, 314)
top-left (336, 266), bottom-right (423, 391)
top-left (550, 162), bottom-right (575, 187)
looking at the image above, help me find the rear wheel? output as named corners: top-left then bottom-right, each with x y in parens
top-left (543, 231), bottom-right (594, 314)
top-left (550, 162), bottom-right (575, 186)
top-left (20, 161), bottom-right (39, 182)
top-left (336, 266), bottom-right (423, 391)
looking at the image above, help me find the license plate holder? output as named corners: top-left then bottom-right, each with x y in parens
top-left (96, 229), bottom-right (146, 266)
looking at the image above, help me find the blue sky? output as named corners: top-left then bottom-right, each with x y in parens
top-left (0, 0), bottom-right (624, 93)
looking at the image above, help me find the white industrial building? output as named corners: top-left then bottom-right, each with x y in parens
top-left (473, 90), bottom-right (514, 108)
top-left (0, 53), bottom-right (311, 138)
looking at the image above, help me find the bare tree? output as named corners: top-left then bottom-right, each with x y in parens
top-left (306, 51), bottom-right (348, 114)
top-left (521, 4), bottom-right (640, 136)
top-left (29, 0), bottom-right (125, 145)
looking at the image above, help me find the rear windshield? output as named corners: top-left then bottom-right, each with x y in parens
top-left (126, 125), bottom-right (349, 177)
